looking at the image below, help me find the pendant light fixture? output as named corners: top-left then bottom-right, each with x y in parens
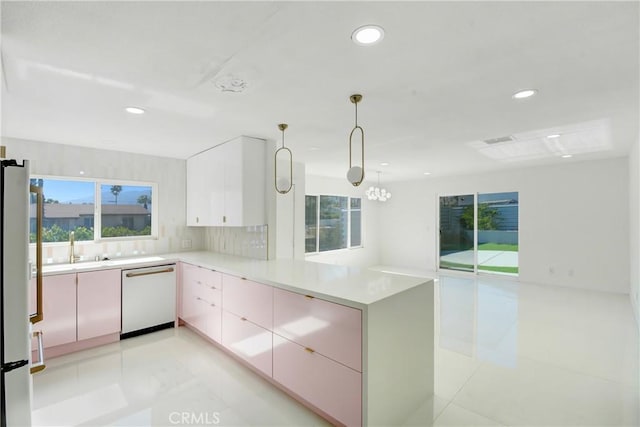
top-left (347, 94), bottom-right (365, 186)
top-left (275, 123), bottom-right (293, 194)
top-left (366, 171), bottom-right (392, 202)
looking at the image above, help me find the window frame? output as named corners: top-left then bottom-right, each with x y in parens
top-left (31, 175), bottom-right (158, 245)
top-left (305, 194), bottom-right (363, 255)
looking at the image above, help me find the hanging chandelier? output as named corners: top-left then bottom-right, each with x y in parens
top-left (366, 171), bottom-right (391, 202)
top-left (347, 94), bottom-right (365, 186)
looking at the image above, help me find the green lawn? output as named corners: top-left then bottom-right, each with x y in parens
top-left (477, 243), bottom-right (519, 252)
top-left (478, 265), bottom-right (519, 274)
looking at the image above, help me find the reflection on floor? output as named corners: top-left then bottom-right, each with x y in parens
top-left (32, 273), bottom-right (639, 426)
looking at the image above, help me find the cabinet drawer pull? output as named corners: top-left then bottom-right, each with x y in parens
top-left (210, 303), bottom-right (215, 307)
top-left (241, 277), bottom-right (247, 280)
top-left (196, 297), bottom-right (201, 301)
top-left (210, 286), bottom-right (217, 290)
top-left (304, 347), bottom-right (315, 354)
top-left (197, 280), bottom-right (202, 284)
top-left (241, 317), bottom-right (247, 321)
top-left (304, 294), bottom-right (315, 300)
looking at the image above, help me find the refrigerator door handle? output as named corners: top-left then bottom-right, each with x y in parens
top-left (30, 330), bottom-right (46, 374)
top-left (29, 184), bottom-right (43, 324)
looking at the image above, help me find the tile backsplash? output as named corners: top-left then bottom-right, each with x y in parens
top-left (205, 225), bottom-right (268, 260)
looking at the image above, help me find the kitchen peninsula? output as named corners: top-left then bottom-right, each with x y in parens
top-left (35, 251), bottom-right (434, 426)
top-left (173, 251), bottom-right (435, 426)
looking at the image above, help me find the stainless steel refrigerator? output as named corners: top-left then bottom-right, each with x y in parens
top-left (1, 158), bottom-right (44, 427)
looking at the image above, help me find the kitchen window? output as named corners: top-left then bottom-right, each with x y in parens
top-left (30, 177), bottom-right (157, 243)
top-left (305, 195), bottom-right (362, 253)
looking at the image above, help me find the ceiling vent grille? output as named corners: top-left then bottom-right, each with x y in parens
top-left (483, 136), bottom-right (514, 145)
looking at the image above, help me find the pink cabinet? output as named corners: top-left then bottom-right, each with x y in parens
top-left (181, 263), bottom-right (203, 328)
top-left (222, 274), bottom-right (272, 329)
top-left (33, 269), bottom-right (121, 350)
top-left (77, 269), bottom-right (121, 340)
top-left (180, 263), bottom-right (223, 343)
top-left (273, 334), bottom-right (361, 426)
top-left (37, 273), bottom-right (77, 348)
top-left (222, 310), bottom-right (272, 377)
top-left (273, 288), bottom-right (362, 371)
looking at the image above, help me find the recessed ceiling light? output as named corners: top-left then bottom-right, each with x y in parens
top-left (512, 89), bottom-right (538, 99)
top-left (125, 106), bottom-right (145, 114)
top-left (423, 172), bottom-right (432, 176)
top-left (562, 154), bottom-right (573, 158)
top-left (309, 147), bottom-right (320, 151)
top-left (352, 25), bottom-right (385, 46)
top-left (380, 162), bottom-right (390, 166)
top-left (79, 171), bottom-right (85, 175)
top-left (547, 134), bottom-right (561, 139)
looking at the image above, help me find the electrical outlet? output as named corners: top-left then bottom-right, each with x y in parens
top-left (181, 239), bottom-right (192, 249)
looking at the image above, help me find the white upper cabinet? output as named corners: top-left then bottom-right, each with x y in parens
top-left (187, 136), bottom-right (266, 227)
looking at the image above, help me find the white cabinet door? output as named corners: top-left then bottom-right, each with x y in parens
top-left (186, 153), bottom-right (208, 226)
top-left (186, 136), bottom-right (265, 227)
top-left (222, 140), bottom-right (242, 226)
top-left (207, 144), bottom-right (226, 226)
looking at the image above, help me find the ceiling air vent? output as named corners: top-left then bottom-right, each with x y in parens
top-left (483, 136), bottom-right (514, 145)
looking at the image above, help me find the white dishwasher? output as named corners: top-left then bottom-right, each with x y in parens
top-left (121, 264), bottom-right (176, 338)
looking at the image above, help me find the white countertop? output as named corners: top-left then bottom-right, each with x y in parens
top-left (169, 252), bottom-right (432, 308)
top-left (42, 251), bottom-right (433, 308)
top-left (41, 256), bottom-right (177, 274)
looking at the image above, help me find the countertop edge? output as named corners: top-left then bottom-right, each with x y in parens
top-left (42, 251), bottom-right (434, 309)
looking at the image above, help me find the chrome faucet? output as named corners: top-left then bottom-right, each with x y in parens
top-left (69, 231), bottom-right (80, 264)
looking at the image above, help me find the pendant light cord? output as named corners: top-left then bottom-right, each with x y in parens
top-left (354, 101), bottom-right (358, 127)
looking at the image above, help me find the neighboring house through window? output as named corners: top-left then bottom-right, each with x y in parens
top-left (30, 177), bottom-right (157, 242)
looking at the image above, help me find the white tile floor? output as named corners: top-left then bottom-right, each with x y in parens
top-left (32, 274), bottom-right (639, 426)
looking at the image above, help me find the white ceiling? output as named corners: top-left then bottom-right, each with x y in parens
top-left (1, 1), bottom-right (638, 183)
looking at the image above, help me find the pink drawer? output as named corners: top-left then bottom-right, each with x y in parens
top-left (181, 263), bottom-right (200, 288)
top-left (200, 269), bottom-right (222, 292)
top-left (273, 288), bottom-right (362, 371)
top-left (181, 271), bottom-right (200, 326)
top-left (222, 310), bottom-right (272, 377)
top-left (204, 301), bottom-right (222, 344)
top-left (201, 284), bottom-right (221, 306)
top-left (222, 274), bottom-right (272, 330)
top-left (273, 334), bottom-right (361, 426)
top-left (182, 263), bottom-right (222, 312)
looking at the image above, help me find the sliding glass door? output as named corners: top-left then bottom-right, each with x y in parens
top-left (477, 192), bottom-right (519, 275)
top-left (439, 192), bottom-right (519, 275)
top-left (439, 195), bottom-right (475, 272)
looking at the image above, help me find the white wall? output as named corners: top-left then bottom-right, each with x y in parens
top-left (305, 175), bottom-right (380, 267)
top-left (275, 161), bottom-right (306, 260)
top-left (629, 137), bottom-right (640, 327)
top-left (379, 157), bottom-right (630, 294)
top-left (3, 137), bottom-right (204, 261)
